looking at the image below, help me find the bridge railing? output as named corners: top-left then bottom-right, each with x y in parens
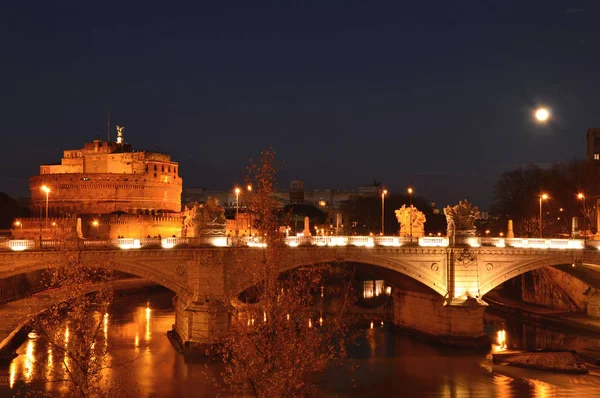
top-left (418, 237), bottom-right (450, 247)
top-left (0, 236), bottom-right (591, 251)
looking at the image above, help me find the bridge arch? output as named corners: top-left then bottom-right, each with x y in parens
top-left (233, 248), bottom-right (449, 297)
top-left (479, 253), bottom-right (600, 297)
top-left (0, 252), bottom-right (191, 298)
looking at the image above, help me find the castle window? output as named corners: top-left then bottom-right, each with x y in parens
top-left (168, 166), bottom-right (171, 172)
top-left (162, 165), bottom-right (165, 172)
top-left (154, 165), bottom-right (157, 171)
top-left (595, 153), bottom-right (599, 160)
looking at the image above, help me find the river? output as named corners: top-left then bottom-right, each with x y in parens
top-left (2, 287), bottom-right (600, 397)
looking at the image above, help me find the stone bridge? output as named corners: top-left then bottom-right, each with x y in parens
top-left (1, 245), bottom-right (598, 350)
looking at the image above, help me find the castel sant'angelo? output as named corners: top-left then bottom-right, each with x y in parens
top-left (14, 126), bottom-right (183, 239)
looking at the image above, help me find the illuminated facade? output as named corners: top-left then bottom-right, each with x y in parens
top-left (30, 137), bottom-right (181, 215)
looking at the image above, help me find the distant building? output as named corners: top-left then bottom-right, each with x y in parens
top-left (30, 136), bottom-right (181, 215)
top-left (13, 129), bottom-right (183, 240)
top-left (586, 128), bottom-right (600, 163)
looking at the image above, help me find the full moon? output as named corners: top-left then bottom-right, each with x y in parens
top-left (535, 108), bottom-right (550, 122)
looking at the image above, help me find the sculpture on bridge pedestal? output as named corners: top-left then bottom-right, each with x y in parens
top-left (395, 205), bottom-right (426, 237)
top-left (181, 204), bottom-right (197, 237)
top-left (443, 199), bottom-right (480, 238)
top-left (182, 197), bottom-right (227, 237)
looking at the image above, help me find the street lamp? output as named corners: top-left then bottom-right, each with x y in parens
top-left (247, 184), bottom-right (253, 236)
top-left (41, 185), bottom-right (51, 239)
top-left (235, 187), bottom-right (241, 236)
top-left (577, 193), bottom-right (585, 235)
top-left (539, 193), bottom-right (548, 238)
top-left (92, 219), bottom-right (99, 239)
top-left (407, 187), bottom-right (414, 241)
top-left (381, 189), bottom-right (388, 235)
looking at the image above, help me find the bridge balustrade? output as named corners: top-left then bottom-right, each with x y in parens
top-left (7, 239), bottom-right (35, 251)
top-left (0, 236), bottom-right (590, 251)
top-left (348, 236), bottom-right (374, 247)
top-left (418, 237), bottom-right (450, 247)
top-left (480, 237), bottom-right (505, 247)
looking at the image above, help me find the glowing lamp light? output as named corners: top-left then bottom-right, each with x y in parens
top-left (118, 239), bottom-right (141, 250)
top-left (578, 193), bottom-right (585, 200)
top-left (161, 239), bottom-right (175, 249)
top-left (92, 220), bottom-right (99, 227)
top-left (467, 237), bottom-right (481, 248)
top-left (212, 237), bottom-right (229, 247)
top-left (9, 240), bottom-right (31, 251)
top-left (41, 185), bottom-right (50, 194)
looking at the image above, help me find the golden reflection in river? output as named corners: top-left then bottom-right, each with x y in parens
top-left (145, 305), bottom-right (151, 342)
top-left (9, 361), bottom-right (16, 388)
top-left (46, 348), bottom-right (53, 380)
top-left (529, 378), bottom-right (552, 398)
top-left (103, 312), bottom-right (109, 343)
top-left (492, 372), bottom-right (513, 398)
top-left (23, 339), bottom-right (34, 381)
top-left (64, 325), bottom-right (69, 346)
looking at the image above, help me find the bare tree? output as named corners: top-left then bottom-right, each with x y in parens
top-left (216, 148), bottom-right (356, 397)
top-left (29, 221), bottom-right (116, 397)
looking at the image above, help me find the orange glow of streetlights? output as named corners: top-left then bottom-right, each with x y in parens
top-left (92, 220), bottom-right (99, 227)
top-left (381, 189), bottom-right (388, 235)
top-left (577, 193), bottom-right (585, 200)
top-left (247, 184), bottom-right (252, 192)
top-left (41, 185), bottom-right (51, 235)
top-left (539, 193), bottom-right (548, 238)
top-left (408, 186), bottom-right (414, 240)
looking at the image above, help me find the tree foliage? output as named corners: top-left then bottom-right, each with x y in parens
top-left (216, 147), bottom-right (356, 397)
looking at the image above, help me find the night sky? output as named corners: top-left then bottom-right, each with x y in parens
top-left (2, 1), bottom-right (599, 210)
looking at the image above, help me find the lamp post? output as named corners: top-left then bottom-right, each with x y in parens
top-left (247, 184), bottom-right (252, 236)
top-left (235, 187), bottom-right (241, 236)
top-left (407, 187), bottom-right (414, 241)
top-left (539, 193), bottom-right (548, 238)
top-left (41, 185), bottom-right (51, 240)
top-left (577, 193), bottom-right (585, 236)
top-left (381, 189), bottom-right (388, 235)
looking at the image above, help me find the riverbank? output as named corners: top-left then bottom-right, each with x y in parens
top-left (485, 291), bottom-right (600, 364)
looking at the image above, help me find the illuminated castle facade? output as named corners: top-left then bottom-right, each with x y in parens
top-left (13, 128), bottom-right (183, 240)
top-left (30, 133), bottom-right (181, 216)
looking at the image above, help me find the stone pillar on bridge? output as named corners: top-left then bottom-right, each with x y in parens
top-left (442, 247), bottom-right (488, 346)
top-left (171, 249), bottom-right (230, 352)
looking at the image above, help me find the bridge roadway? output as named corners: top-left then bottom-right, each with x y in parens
top-left (1, 235), bottom-right (600, 350)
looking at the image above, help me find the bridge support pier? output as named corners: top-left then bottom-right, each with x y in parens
top-left (171, 295), bottom-right (230, 353)
top-left (392, 290), bottom-right (489, 348)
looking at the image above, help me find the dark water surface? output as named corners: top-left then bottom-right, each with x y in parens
top-left (2, 288), bottom-right (600, 397)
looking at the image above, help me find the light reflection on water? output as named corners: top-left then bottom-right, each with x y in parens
top-left (2, 288), bottom-right (600, 397)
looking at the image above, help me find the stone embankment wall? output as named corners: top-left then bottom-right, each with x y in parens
top-left (521, 267), bottom-right (588, 312)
